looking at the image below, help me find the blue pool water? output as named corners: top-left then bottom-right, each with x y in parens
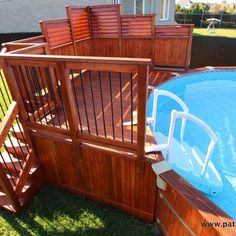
top-left (147, 69), bottom-right (236, 219)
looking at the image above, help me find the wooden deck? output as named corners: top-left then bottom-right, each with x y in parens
top-left (2, 3), bottom-right (234, 235)
top-left (30, 69), bottom-right (174, 152)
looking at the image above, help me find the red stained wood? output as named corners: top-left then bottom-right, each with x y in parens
top-left (40, 19), bottom-right (73, 52)
top-left (121, 15), bottom-right (155, 38)
top-left (89, 5), bottom-right (120, 38)
top-left (66, 6), bottom-right (91, 42)
top-left (0, 5), bottom-right (212, 236)
top-left (31, 133), bottom-right (157, 222)
top-left (92, 39), bottom-right (119, 57)
top-left (155, 25), bottom-right (194, 68)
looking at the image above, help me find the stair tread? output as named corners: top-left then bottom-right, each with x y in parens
top-left (10, 124), bottom-right (23, 133)
top-left (0, 151), bottom-right (23, 173)
top-left (4, 137), bottom-right (28, 149)
top-left (0, 191), bottom-right (15, 212)
top-left (10, 125), bottom-right (26, 142)
top-left (4, 137), bottom-right (29, 160)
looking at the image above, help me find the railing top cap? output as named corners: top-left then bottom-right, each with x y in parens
top-left (0, 54), bottom-right (152, 65)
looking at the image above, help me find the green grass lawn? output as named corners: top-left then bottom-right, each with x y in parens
top-left (194, 28), bottom-right (236, 38)
top-left (0, 69), bottom-right (12, 119)
top-left (0, 186), bottom-right (158, 236)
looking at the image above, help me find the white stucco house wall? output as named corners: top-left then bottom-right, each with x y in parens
top-left (0, 0), bottom-right (175, 33)
top-left (117, 0), bottom-right (175, 25)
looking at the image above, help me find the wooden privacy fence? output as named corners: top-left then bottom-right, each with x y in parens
top-left (35, 4), bottom-right (194, 69)
top-left (1, 53), bottom-right (151, 157)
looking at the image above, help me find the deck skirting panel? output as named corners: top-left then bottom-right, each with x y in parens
top-left (31, 133), bottom-right (157, 222)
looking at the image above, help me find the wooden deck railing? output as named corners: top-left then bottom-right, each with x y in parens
top-left (1, 54), bottom-right (151, 157)
top-left (38, 5), bottom-right (193, 69)
top-left (0, 99), bottom-right (34, 211)
top-left (0, 66), bottom-right (39, 208)
top-left (1, 4), bottom-right (193, 70)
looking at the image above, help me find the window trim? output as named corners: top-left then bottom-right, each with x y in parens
top-left (160, 0), bottom-right (170, 21)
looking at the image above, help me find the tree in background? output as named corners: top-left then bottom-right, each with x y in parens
top-left (189, 3), bottom-right (209, 13)
top-left (176, 2), bottom-right (235, 14)
top-left (226, 5), bottom-right (236, 14)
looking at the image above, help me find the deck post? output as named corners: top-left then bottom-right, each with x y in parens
top-left (55, 62), bottom-right (79, 142)
top-left (0, 166), bottom-right (21, 212)
top-left (185, 25), bottom-right (194, 70)
top-left (0, 59), bottom-right (28, 121)
top-left (137, 64), bottom-right (149, 158)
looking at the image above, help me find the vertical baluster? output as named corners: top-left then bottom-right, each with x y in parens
top-left (88, 71), bottom-right (98, 136)
top-left (80, 70), bottom-right (90, 134)
top-left (38, 67), bottom-right (56, 127)
top-left (9, 121), bottom-right (28, 161)
top-left (11, 66), bottom-right (30, 121)
top-left (2, 144), bottom-right (19, 177)
top-left (0, 105), bottom-right (23, 170)
top-left (0, 70), bottom-right (12, 104)
top-left (0, 90), bottom-right (25, 166)
top-left (30, 67), bottom-right (49, 125)
top-left (3, 67), bottom-right (30, 153)
top-left (53, 68), bottom-right (69, 129)
top-left (0, 152), bottom-right (16, 186)
top-left (5, 135), bottom-right (23, 170)
top-left (18, 66), bottom-right (37, 122)
top-left (0, 85), bottom-right (9, 111)
top-left (25, 66), bottom-right (43, 124)
top-left (71, 70), bottom-right (83, 132)
top-left (119, 72), bottom-right (124, 141)
top-left (98, 71), bottom-right (106, 138)
top-left (16, 116), bottom-right (30, 153)
top-left (109, 72), bottom-right (115, 139)
top-left (130, 73), bottom-right (134, 143)
top-left (0, 133), bottom-right (20, 178)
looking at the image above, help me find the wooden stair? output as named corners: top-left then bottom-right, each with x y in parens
top-left (0, 123), bottom-right (44, 213)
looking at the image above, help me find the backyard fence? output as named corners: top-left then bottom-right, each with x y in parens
top-left (190, 36), bottom-right (236, 68)
top-left (0, 33), bottom-right (41, 47)
top-left (175, 13), bottom-right (236, 28)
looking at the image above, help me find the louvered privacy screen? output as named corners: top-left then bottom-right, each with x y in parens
top-left (121, 15), bottom-right (154, 38)
top-left (66, 6), bottom-right (91, 42)
top-left (89, 5), bottom-right (120, 38)
top-left (40, 19), bottom-right (73, 48)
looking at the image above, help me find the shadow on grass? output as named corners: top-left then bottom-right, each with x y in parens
top-left (0, 186), bottom-right (159, 236)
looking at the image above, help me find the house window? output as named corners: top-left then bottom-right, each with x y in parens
top-left (160, 0), bottom-right (170, 20)
top-left (119, 0), bottom-right (154, 15)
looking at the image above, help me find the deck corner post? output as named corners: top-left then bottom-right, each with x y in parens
top-left (55, 62), bottom-right (79, 142)
top-left (137, 64), bottom-right (149, 159)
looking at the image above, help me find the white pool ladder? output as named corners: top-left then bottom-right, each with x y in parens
top-left (146, 89), bottom-right (218, 178)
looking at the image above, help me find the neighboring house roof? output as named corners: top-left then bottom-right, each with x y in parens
top-left (176, 0), bottom-right (192, 8)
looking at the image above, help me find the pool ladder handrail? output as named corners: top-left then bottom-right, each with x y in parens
top-left (169, 111), bottom-right (218, 177)
top-left (123, 87), bottom-right (189, 137)
top-left (122, 87), bottom-right (189, 133)
top-left (146, 89), bottom-right (218, 177)
top-left (148, 88), bottom-right (189, 141)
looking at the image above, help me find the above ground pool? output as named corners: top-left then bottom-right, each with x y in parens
top-left (147, 69), bottom-right (236, 219)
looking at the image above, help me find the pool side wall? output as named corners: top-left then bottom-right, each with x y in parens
top-left (155, 170), bottom-right (236, 235)
top-left (154, 66), bottom-right (236, 235)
